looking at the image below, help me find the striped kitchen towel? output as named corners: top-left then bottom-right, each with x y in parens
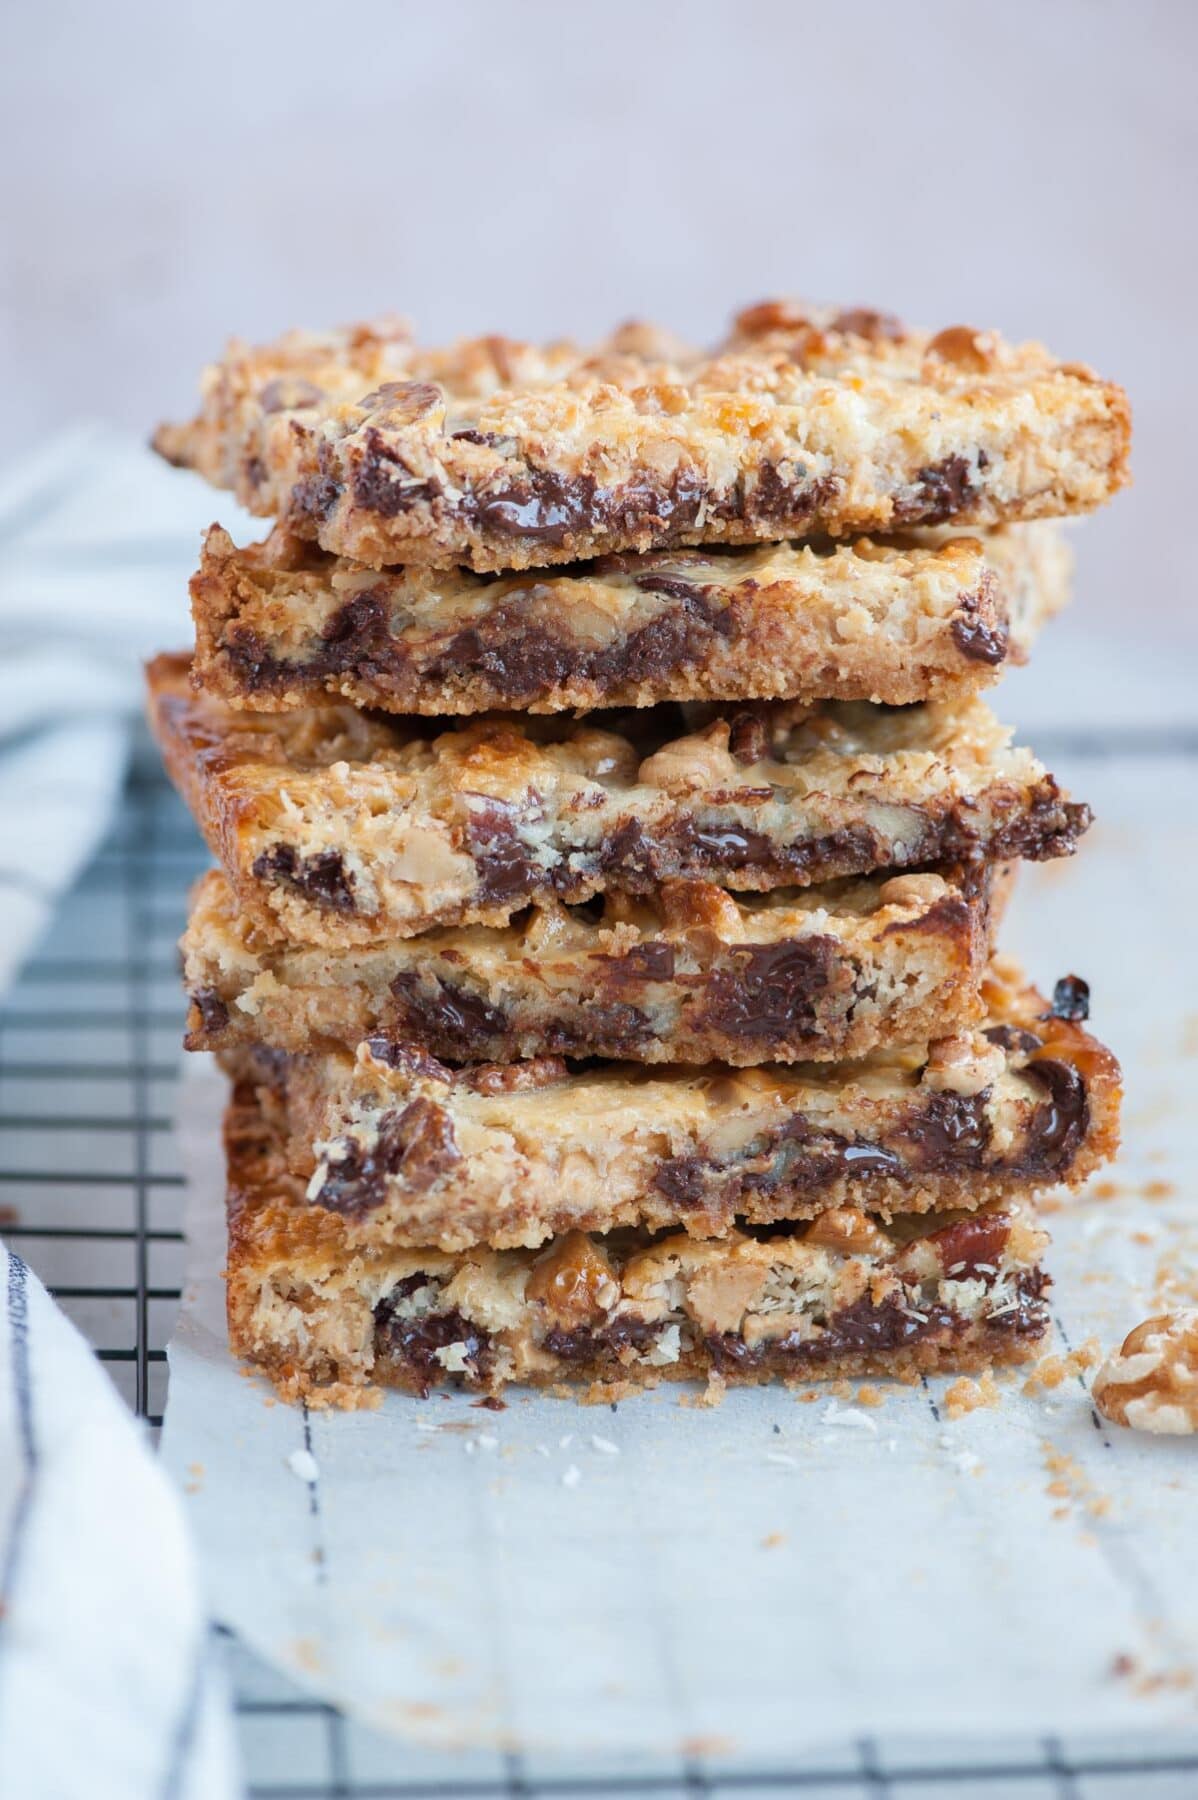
top-left (0, 1248), bottom-right (239, 1799)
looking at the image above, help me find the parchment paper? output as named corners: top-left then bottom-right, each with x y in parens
top-left (161, 753), bottom-right (1198, 1760)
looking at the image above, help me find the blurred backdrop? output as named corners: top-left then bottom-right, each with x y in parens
top-left (1, 0), bottom-right (1193, 640)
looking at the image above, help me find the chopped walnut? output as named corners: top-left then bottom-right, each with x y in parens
top-left (637, 723), bottom-right (741, 792)
top-left (923, 1032), bottom-right (1006, 1097)
top-left (1093, 1311), bottom-right (1198, 1435)
top-left (876, 873), bottom-right (948, 908)
top-left (658, 878), bottom-right (745, 941)
top-left (803, 1207), bottom-right (894, 1259)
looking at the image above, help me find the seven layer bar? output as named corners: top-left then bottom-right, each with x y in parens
top-left (151, 299), bottom-right (1128, 1404)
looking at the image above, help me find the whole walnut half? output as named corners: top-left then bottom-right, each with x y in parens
top-left (1092, 1310), bottom-right (1198, 1435)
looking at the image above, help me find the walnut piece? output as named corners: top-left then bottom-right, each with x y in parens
top-left (1092, 1311), bottom-right (1198, 1435)
top-left (923, 1032), bottom-right (1006, 1097)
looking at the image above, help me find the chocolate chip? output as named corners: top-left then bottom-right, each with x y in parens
top-left (321, 591), bottom-right (387, 651)
top-left (389, 972), bottom-right (508, 1060)
top-left (983, 1024), bottom-right (1044, 1056)
top-left (698, 938), bottom-right (837, 1040)
top-left (373, 1301), bottom-right (491, 1395)
top-left (905, 454), bottom-right (976, 524)
top-left (951, 604), bottom-right (1009, 666)
top-left (748, 465), bottom-right (839, 524)
top-left (351, 428), bottom-right (436, 517)
top-left (476, 469), bottom-right (596, 544)
top-left (313, 1098), bottom-right (459, 1216)
top-left (901, 1090), bottom-right (992, 1169)
top-left (540, 1315), bottom-right (657, 1364)
top-left (1049, 974), bottom-right (1090, 1022)
top-left (600, 942), bottom-right (676, 985)
top-left (467, 799), bottom-right (536, 905)
top-left (252, 844), bottom-right (357, 912)
top-left (190, 987), bottom-right (230, 1037)
top-left (1023, 1057), bottom-right (1088, 1165)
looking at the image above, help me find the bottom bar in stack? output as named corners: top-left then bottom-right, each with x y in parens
top-left (218, 966), bottom-right (1119, 1406)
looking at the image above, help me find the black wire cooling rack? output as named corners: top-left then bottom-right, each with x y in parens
top-left (5, 742), bottom-right (1198, 1799)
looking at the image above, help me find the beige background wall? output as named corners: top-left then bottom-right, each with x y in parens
top-left (1, 0), bottom-right (1193, 639)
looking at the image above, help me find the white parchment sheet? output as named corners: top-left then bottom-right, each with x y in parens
top-left (162, 753), bottom-right (1198, 1759)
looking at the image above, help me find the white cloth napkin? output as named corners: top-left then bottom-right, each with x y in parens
top-left (0, 426), bottom-right (253, 1799)
top-left (0, 1248), bottom-right (239, 1800)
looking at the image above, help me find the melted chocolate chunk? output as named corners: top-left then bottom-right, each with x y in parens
top-left (1023, 1057), bottom-right (1088, 1167)
top-left (983, 1024), bottom-right (1044, 1056)
top-left (290, 440), bottom-right (342, 523)
top-left (951, 605), bottom-right (1009, 666)
top-left (901, 1090), bottom-right (992, 1169)
top-left (667, 818), bottom-right (777, 870)
top-left (907, 454), bottom-right (976, 524)
top-left (542, 1003), bottom-right (652, 1057)
top-left (389, 972), bottom-right (508, 1058)
top-left (252, 844), bottom-right (356, 912)
top-left (699, 937), bottom-right (837, 1040)
top-left (653, 1116), bottom-right (905, 1211)
top-left (190, 987), bottom-right (230, 1036)
top-left (600, 941), bottom-right (676, 986)
top-left (468, 800), bottom-right (536, 904)
top-left (476, 469), bottom-right (597, 544)
top-left (540, 1315), bottom-right (658, 1364)
top-left (315, 1098), bottom-right (459, 1216)
top-left (749, 464), bottom-right (839, 524)
top-left (352, 428), bottom-right (437, 517)
top-left (321, 591), bottom-right (387, 654)
top-left (1049, 974), bottom-right (1090, 1022)
top-left (374, 1302), bottom-right (491, 1395)
top-left (422, 583), bottom-right (734, 702)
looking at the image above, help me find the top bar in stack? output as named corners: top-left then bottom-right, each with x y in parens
top-left (154, 302), bottom-right (1130, 572)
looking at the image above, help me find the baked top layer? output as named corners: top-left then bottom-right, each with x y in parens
top-left (147, 653), bottom-right (1089, 947)
top-left (153, 301), bottom-right (1130, 572)
top-left (190, 521), bottom-right (1069, 715)
top-left (184, 862), bottom-right (1001, 1067)
top-left (225, 1074), bottom-right (1052, 1404)
top-left (243, 964), bottom-right (1120, 1253)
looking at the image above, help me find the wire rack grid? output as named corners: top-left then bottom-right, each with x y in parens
top-left (5, 744), bottom-right (1198, 1800)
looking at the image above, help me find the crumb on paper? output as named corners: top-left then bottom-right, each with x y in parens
top-left (1022, 1338), bottom-right (1101, 1395)
top-left (290, 1637), bottom-right (323, 1674)
top-left (761, 1532), bottom-right (787, 1550)
top-left (1143, 1179), bottom-right (1176, 1201)
top-left (1090, 1178), bottom-right (1122, 1201)
top-left (590, 1434), bottom-right (619, 1455)
top-left (821, 1398), bottom-right (878, 1432)
top-left (286, 1448), bottom-right (319, 1483)
top-left (943, 1373), bottom-right (1001, 1419)
top-left (679, 1735), bottom-right (736, 1759)
top-left (856, 1384), bottom-right (884, 1408)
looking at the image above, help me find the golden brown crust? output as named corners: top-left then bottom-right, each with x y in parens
top-left (182, 864), bottom-right (998, 1066)
top-left (234, 965), bottom-right (1120, 1253)
top-left (224, 1074), bottom-right (1052, 1405)
top-left (146, 653), bottom-right (1089, 947)
top-left (189, 522), bottom-right (1070, 715)
top-left (154, 303), bottom-right (1131, 573)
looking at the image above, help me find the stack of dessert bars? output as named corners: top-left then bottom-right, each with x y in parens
top-left (148, 300), bottom-right (1130, 1407)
